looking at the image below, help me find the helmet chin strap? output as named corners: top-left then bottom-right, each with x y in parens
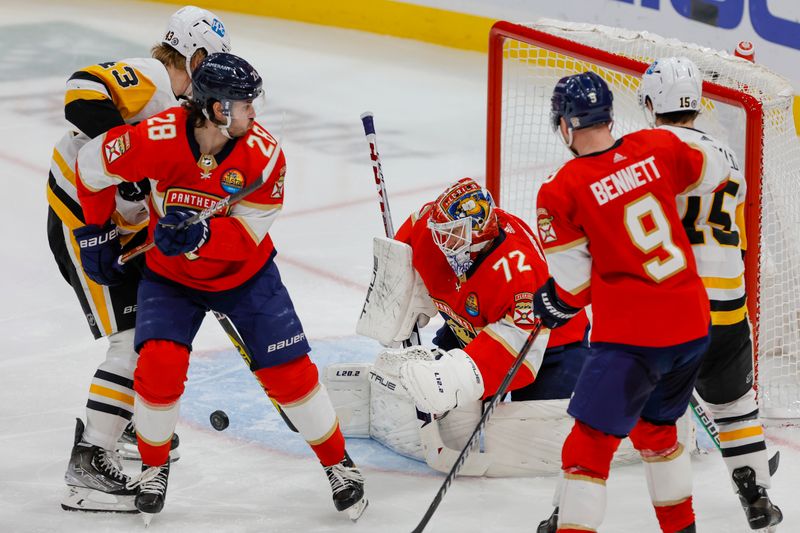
top-left (560, 127), bottom-right (578, 156)
top-left (201, 101), bottom-right (234, 139)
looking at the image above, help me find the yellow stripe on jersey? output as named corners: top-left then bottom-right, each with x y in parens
top-left (711, 305), bottom-right (748, 326)
top-left (702, 274), bottom-right (744, 290)
top-left (52, 147), bottom-right (77, 188)
top-left (81, 63), bottom-right (158, 121)
top-left (64, 88), bottom-right (109, 106)
top-left (89, 384), bottom-right (135, 406)
top-left (735, 201), bottom-right (747, 251)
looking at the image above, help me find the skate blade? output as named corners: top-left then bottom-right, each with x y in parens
top-left (142, 512), bottom-right (154, 527)
top-left (117, 442), bottom-right (180, 463)
top-left (346, 497), bottom-right (368, 521)
top-left (61, 486), bottom-right (138, 514)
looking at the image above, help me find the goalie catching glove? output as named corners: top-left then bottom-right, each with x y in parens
top-left (398, 348), bottom-right (484, 414)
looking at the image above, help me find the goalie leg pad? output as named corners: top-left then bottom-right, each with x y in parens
top-left (322, 363), bottom-right (371, 438)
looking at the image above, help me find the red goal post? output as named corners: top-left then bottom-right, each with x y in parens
top-left (485, 20), bottom-right (800, 420)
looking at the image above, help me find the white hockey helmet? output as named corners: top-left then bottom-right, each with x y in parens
top-left (163, 6), bottom-right (231, 61)
top-left (639, 57), bottom-right (703, 126)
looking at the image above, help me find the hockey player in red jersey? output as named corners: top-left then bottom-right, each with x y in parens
top-left (49, 6), bottom-right (231, 513)
top-left (533, 71), bottom-right (728, 533)
top-left (640, 56), bottom-right (781, 530)
top-left (393, 178), bottom-right (589, 416)
top-left (73, 53), bottom-right (367, 523)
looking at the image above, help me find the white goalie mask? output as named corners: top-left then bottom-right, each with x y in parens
top-left (163, 5), bottom-right (232, 86)
top-left (638, 57), bottom-right (703, 127)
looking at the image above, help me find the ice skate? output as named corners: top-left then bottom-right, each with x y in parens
top-left (732, 466), bottom-right (782, 532)
top-left (61, 418), bottom-right (137, 513)
top-left (536, 506), bottom-right (558, 533)
top-left (116, 421), bottom-right (181, 462)
top-left (324, 451), bottom-right (368, 521)
top-left (127, 462), bottom-right (170, 526)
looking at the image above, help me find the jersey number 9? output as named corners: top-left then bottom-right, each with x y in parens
top-left (624, 194), bottom-right (687, 282)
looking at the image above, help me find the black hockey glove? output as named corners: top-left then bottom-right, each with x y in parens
top-left (117, 179), bottom-right (151, 202)
top-left (533, 277), bottom-right (581, 329)
top-left (72, 222), bottom-right (125, 286)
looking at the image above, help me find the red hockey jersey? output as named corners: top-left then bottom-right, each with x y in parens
top-left (536, 128), bottom-right (727, 347)
top-left (76, 105), bottom-right (286, 291)
top-left (396, 206), bottom-right (587, 397)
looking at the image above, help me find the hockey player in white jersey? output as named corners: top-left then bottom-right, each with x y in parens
top-left (48, 6), bottom-right (230, 513)
top-left (639, 56), bottom-right (782, 531)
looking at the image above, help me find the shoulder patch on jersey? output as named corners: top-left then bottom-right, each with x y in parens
top-left (513, 292), bottom-right (535, 326)
top-left (465, 292), bottom-right (479, 317)
top-left (536, 208), bottom-right (557, 243)
top-left (271, 166), bottom-right (286, 199)
top-left (104, 132), bottom-right (131, 164)
top-left (220, 169), bottom-right (245, 194)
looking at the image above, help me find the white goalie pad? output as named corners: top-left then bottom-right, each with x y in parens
top-left (356, 237), bottom-right (438, 346)
top-left (322, 363), bottom-right (371, 438)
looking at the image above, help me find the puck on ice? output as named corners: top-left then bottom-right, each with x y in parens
top-left (210, 410), bottom-right (229, 431)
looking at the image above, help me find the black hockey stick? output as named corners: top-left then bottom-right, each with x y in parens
top-left (360, 111), bottom-right (421, 346)
top-left (411, 321), bottom-right (544, 533)
top-left (119, 136), bottom-right (283, 264)
top-left (212, 311), bottom-right (298, 433)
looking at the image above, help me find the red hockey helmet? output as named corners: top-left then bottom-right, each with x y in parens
top-left (427, 178), bottom-right (499, 275)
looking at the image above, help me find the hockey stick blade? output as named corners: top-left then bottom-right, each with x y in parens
top-left (769, 450), bottom-right (779, 477)
top-left (410, 321), bottom-right (544, 533)
top-left (118, 135), bottom-right (283, 264)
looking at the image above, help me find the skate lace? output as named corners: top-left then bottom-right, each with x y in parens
top-left (126, 465), bottom-right (167, 494)
top-left (326, 463), bottom-right (364, 495)
top-left (96, 449), bottom-right (128, 483)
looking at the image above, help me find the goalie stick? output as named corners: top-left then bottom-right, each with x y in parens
top-left (360, 111), bottom-right (421, 346)
top-left (411, 321), bottom-right (544, 533)
top-left (118, 135), bottom-right (283, 264)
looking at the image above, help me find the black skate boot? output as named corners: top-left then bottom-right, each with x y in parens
top-left (324, 451), bottom-right (368, 521)
top-left (61, 418), bottom-right (137, 513)
top-left (537, 507), bottom-right (558, 533)
top-left (117, 421), bottom-right (181, 462)
top-left (732, 466), bottom-right (783, 531)
top-left (128, 462), bottom-right (170, 526)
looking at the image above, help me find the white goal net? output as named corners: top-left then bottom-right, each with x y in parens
top-left (486, 19), bottom-right (800, 420)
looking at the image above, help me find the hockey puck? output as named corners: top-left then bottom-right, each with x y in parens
top-left (210, 410), bottom-right (229, 431)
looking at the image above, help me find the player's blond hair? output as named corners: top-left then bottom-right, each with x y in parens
top-left (150, 44), bottom-right (206, 71)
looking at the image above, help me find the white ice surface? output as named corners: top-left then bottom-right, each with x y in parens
top-left (0, 1), bottom-right (797, 531)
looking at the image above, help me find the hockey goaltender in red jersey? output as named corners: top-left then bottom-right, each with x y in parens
top-left (393, 177), bottom-right (589, 414)
top-left (532, 71), bottom-right (729, 533)
top-left (73, 53), bottom-right (367, 524)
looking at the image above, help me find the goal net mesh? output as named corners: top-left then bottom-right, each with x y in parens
top-left (487, 19), bottom-right (800, 419)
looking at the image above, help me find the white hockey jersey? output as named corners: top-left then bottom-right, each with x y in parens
top-left (663, 125), bottom-right (748, 326)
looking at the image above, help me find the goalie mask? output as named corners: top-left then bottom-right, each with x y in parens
top-left (639, 57), bottom-right (703, 127)
top-left (428, 178), bottom-right (499, 276)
